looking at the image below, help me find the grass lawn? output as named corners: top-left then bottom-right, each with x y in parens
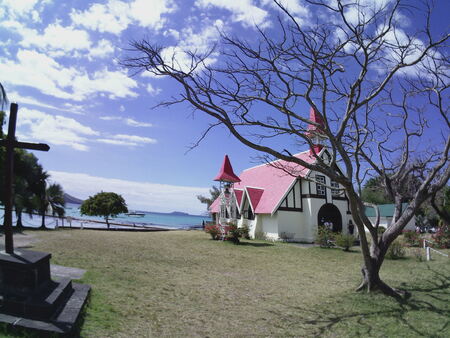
top-left (4, 229), bottom-right (449, 337)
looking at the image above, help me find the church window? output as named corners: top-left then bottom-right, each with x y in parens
top-left (331, 181), bottom-right (340, 196)
top-left (316, 175), bottom-right (326, 196)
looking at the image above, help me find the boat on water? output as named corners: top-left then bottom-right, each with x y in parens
top-left (126, 211), bottom-right (145, 217)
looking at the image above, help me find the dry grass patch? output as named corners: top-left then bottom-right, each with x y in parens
top-left (14, 229), bottom-right (449, 337)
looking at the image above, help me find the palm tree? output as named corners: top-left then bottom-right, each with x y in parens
top-left (13, 151), bottom-right (42, 229)
top-left (37, 182), bottom-right (65, 229)
top-left (46, 183), bottom-right (66, 217)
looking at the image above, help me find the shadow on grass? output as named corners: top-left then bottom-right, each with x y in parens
top-left (267, 265), bottom-right (450, 336)
top-left (238, 241), bottom-right (274, 247)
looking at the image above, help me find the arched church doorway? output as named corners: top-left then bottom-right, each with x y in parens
top-left (317, 203), bottom-right (342, 232)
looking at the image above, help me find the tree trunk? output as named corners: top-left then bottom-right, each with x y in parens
top-left (356, 247), bottom-right (408, 298)
top-left (16, 211), bottom-right (24, 230)
top-left (105, 217), bottom-right (110, 229)
top-left (40, 212), bottom-right (46, 229)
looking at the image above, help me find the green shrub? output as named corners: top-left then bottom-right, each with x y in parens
top-left (385, 239), bottom-right (406, 260)
top-left (316, 226), bottom-right (335, 248)
top-left (205, 225), bottom-right (221, 240)
top-left (403, 230), bottom-right (421, 247)
top-left (240, 225), bottom-right (250, 240)
top-left (432, 225), bottom-right (450, 249)
top-left (377, 226), bottom-right (386, 234)
top-left (335, 234), bottom-right (355, 251)
top-left (254, 230), bottom-right (267, 240)
top-left (225, 224), bottom-right (241, 244)
top-left (412, 247), bottom-right (424, 262)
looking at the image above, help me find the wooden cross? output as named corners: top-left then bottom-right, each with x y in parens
top-left (0, 103), bottom-right (49, 254)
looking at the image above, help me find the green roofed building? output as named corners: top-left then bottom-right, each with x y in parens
top-left (365, 203), bottom-right (415, 231)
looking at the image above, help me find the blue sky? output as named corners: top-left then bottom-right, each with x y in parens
top-left (0, 0), bottom-right (448, 214)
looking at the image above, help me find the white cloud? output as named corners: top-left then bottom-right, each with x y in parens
top-left (146, 83), bottom-right (162, 96)
top-left (8, 91), bottom-right (84, 115)
top-left (71, 68), bottom-right (138, 100)
top-left (261, 0), bottom-right (310, 25)
top-left (196, 0), bottom-right (270, 28)
top-left (160, 20), bottom-right (223, 72)
top-left (98, 134), bottom-right (157, 147)
top-left (70, 0), bottom-right (177, 35)
top-left (48, 170), bottom-right (209, 214)
top-left (100, 116), bottom-right (122, 121)
top-left (113, 134), bottom-right (157, 143)
top-left (164, 28), bottom-right (180, 40)
top-left (99, 116), bottom-right (153, 127)
top-left (129, 0), bottom-right (177, 29)
top-left (19, 23), bottom-right (92, 53)
top-left (97, 134), bottom-right (157, 147)
top-left (70, 0), bottom-right (131, 34)
top-left (2, 0), bottom-right (40, 16)
top-left (89, 39), bottom-right (115, 59)
top-left (97, 138), bottom-right (138, 146)
top-left (16, 108), bottom-right (99, 151)
top-left (0, 50), bottom-right (138, 101)
top-left (124, 118), bottom-right (152, 127)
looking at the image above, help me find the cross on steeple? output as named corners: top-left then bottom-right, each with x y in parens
top-left (0, 103), bottom-right (50, 254)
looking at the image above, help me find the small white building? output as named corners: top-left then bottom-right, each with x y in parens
top-left (210, 108), bottom-right (355, 243)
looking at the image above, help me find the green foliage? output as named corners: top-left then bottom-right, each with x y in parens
top-left (316, 226), bottom-right (335, 248)
top-left (334, 234), bottom-right (355, 251)
top-left (197, 185), bottom-right (220, 210)
top-left (240, 224), bottom-right (250, 239)
top-left (81, 192), bottom-right (128, 228)
top-left (412, 247), bottom-right (424, 262)
top-left (432, 225), bottom-right (450, 249)
top-left (0, 104), bottom-right (65, 229)
top-left (225, 223), bottom-right (242, 244)
top-left (377, 226), bottom-right (386, 234)
top-left (402, 230), bottom-right (421, 247)
top-left (361, 177), bottom-right (392, 204)
top-left (385, 239), bottom-right (406, 260)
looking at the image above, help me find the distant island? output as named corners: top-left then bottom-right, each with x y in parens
top-left (64, 193), bottom-right (84, 205)
top-left (169, 211), bottom-right (189, 216)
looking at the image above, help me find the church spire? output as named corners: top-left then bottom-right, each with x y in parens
top-left (214, 155), bottom-right (241, 183)
top-left (307, 106), bottom-right (326, 154)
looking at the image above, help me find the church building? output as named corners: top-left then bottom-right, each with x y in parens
top-left (209, 108), bottom-right (355, 243)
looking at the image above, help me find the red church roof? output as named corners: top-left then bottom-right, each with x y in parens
top-left (210, 150), bottom-right (318, 215)
top-left (234, 189), bottom-right (244, 207)
top-left (246, 187), bottom-right (264, 211)
top-left (213, 155), bottom-right (241, 183)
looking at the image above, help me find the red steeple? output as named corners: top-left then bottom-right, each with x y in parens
top-left (307, 106), bottom-right (325, 134)
top-left (307, 107), bottom-right (326, 154)
top-left (214, 155), bottom-right (241, 183)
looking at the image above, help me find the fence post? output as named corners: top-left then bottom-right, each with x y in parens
top-left (426, 246), bottom-right (431, 261)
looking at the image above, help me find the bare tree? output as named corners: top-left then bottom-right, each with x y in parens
top-left (122, 0), bottom-right (449, 297)
top-left (0, 82), bottom-right (7, 110)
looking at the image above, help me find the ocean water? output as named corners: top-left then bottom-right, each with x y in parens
top-left (0, 204), bottom-right (211, 229)
top-left (64, 204), bottom-right (211, 229)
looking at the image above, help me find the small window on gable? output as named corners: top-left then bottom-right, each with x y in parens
top-left (331, 181), bottom-right (340, 196)
top-left (316, 175), bottom-right (326, 196)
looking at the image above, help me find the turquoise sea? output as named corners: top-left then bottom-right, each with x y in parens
top-left (1, 203), bottom-right (211, 229)
top-left (64, 204), bottom-right (211, 229)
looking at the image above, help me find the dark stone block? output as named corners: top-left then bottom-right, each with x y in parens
top-left (0, 249), bottom-right (91, 335)
top-left (0, 249), bottom-right (51, 296)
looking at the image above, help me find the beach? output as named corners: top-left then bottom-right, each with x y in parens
top-left (0, 203), bottom-right (211, 231)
